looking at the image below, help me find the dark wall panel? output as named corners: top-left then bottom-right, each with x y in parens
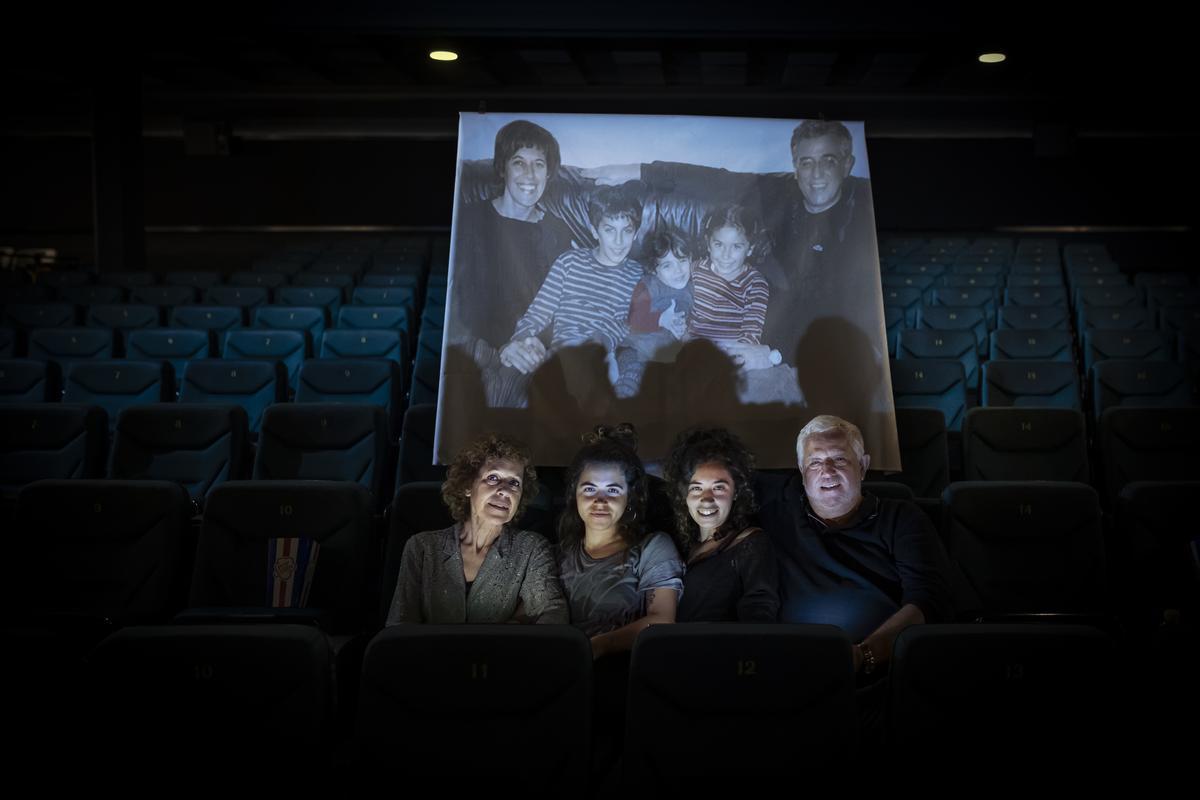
top-left (2, 134), bottom-right (1194, 236)
top-left (0, 138), bottom-right (93, 233)
top-left (140, 138), bottom-right (458, 228)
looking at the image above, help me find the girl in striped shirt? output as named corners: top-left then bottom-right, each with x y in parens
top-left (688, 205), bottom-right (773, 349)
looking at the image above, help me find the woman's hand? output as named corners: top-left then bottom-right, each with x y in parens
top-left (579, 164), bottom-right (642, 186)
top-left (499, 337), bottom-right (547, 374)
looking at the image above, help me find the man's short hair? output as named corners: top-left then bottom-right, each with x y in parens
top-left (795, 414), bottom-right (866, 464)
top-left (790, 120), bottom-right (854, 163)
top-left (492, 119), bottom-right (561, 182)
top-left (587, 185), bottom-right (643, 231)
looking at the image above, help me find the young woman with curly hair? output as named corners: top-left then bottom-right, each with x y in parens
top-left (663, 426), bottom-right (779, 622)
top-left (556, 423), bottom-right (684, 657)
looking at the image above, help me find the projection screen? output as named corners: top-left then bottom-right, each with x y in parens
top-left (435, 112), bottom-right (899, 470)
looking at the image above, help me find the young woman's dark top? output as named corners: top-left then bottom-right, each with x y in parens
top-left (676, 528), bottom-right (780, 622)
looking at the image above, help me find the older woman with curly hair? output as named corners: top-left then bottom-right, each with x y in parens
top-left (663, 427), bottom-right (779, 622)
top-left (386, 433), bottom-right (567, 624)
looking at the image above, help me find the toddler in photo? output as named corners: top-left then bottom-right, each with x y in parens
top-left (614, 229), bottom-right (696, 397)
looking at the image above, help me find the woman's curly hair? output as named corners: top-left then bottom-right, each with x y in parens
top-left (441, 433), bottom-right (538, 523)
top-left (557, 423), bottom-right (648, 549)
top-left (662, 427), bottom-right (758, 556)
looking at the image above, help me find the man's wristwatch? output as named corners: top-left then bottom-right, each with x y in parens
top-left (859, 642), bottom-right (878, 675)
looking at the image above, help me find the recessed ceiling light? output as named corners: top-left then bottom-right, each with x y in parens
top-left (429, 50), bottom-right (458, 62)
top-left (978, 52), bottom-right (1007, 64)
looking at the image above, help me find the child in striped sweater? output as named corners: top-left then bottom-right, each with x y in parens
top-left (500, 185), bottom-right (645, 384)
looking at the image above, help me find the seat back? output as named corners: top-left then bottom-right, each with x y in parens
top-left (982, 359), bottom-right (1081, 408)
top-left (9, 479), bottom-right (190, 622)
top-left (897, 330), bottom-right (979, 390)
top-left (0, 404), bottom-right (107, 497)
top-left (87, 624), bottom-right (334, 763)
top-left (274, 286), bottom-right (341, 316)
top-left (397, 403), bottom-right (444, 484)
top-left (203, 285), bottom-right (268, 311)
top-left (27, 327), bottom-right (114, 366)
top-left (356, 625), bottom-right (591, 785)
top-left (129, 286), bottom-right (199, 309)
top-left (889, 406), bottom-right (950, 498)
top-left (989, 329), bottom-right (1074, 362)
top-left (254, 404), bottom-right (389, 503)
top-left (221, 329), bottom-right (306, 391)
top-left (1078, 304), bottom-right (1153, 331)
top-left (4, 303), bottom-right (76, 330)
top-left (162, 270), bottom-right (221, 290)
top-left (943, 481), bottom-right (1104, 615)
top-left (890, 624), bottom-right (1115, 758)
top-left (293, 271), bottom-right (355, 297)
top-left (229, 270), bottom-right (288, 289)
top-left (62, 361), bottom-right (173, 431)
top-left (931, 286), bottom-right (997, 326)
top-left (109, 404), bottom-right (249, 503)
top-left (192, 480), bottom-right (375, 632)
top-left (253, 305), bottom-right (326, 345)
top-left (318, 328), bottom-right (405, 362)
top-left (84, 303), bottom-right (159, 331)
top-left (335, 304), bottom-right (410, 332)
top-left (1082, 329), bottom-right (1173, 374)
top-left (626, 624), bottom-right (857, 782)
top-left (124, 329), bottom-right (212, 378)
top-left (1117, 480), bottom-right (1200, 618)
top-left (0, 359), bottom-right (61, 403)
top-left (352, 286), bottom-right (417, 311)
top-left (1090, 360), bottom-right (1193, 419)
top-left (178, 359), bottom-right (287, 433)
top-left (889, 358), bottom-right (968, 432)
top-left (169, 304), bottom-right (243, 331)
top-left (1099, 407), bottom-right (1200, 497)
top-left (918, 305), bottom-right (988, 353)
top-left (1003, 286), bottom-right (1067, 307)
top-left (997, 303), bottom-right (1070, 330)
top-left (57, 285), bottom-right (123, 306)
top-left (881, 286), bottom-right (923, 327)
top-left (963, 407), bottom-right (1088, 482)
top-left (296, 358), bottom-right (403, 439)
top-left (98, 271), bottom-right (156, 289)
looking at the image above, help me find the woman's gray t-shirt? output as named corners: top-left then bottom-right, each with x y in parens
top-left (558, 532), bottom-right (685, 636)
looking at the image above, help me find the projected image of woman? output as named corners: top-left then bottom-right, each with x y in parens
top-left (386, 433), bottom-right (567, 624)
top-left (663, 427), bottom-right (779, 622)
top-left (450, 120), bottom-right (575, 379)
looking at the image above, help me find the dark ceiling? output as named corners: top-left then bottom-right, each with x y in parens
top-left (4, 2), bottom-right (1194, 141)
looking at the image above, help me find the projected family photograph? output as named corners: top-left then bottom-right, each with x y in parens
top-left (438, 112), bottom-right (897, 469)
